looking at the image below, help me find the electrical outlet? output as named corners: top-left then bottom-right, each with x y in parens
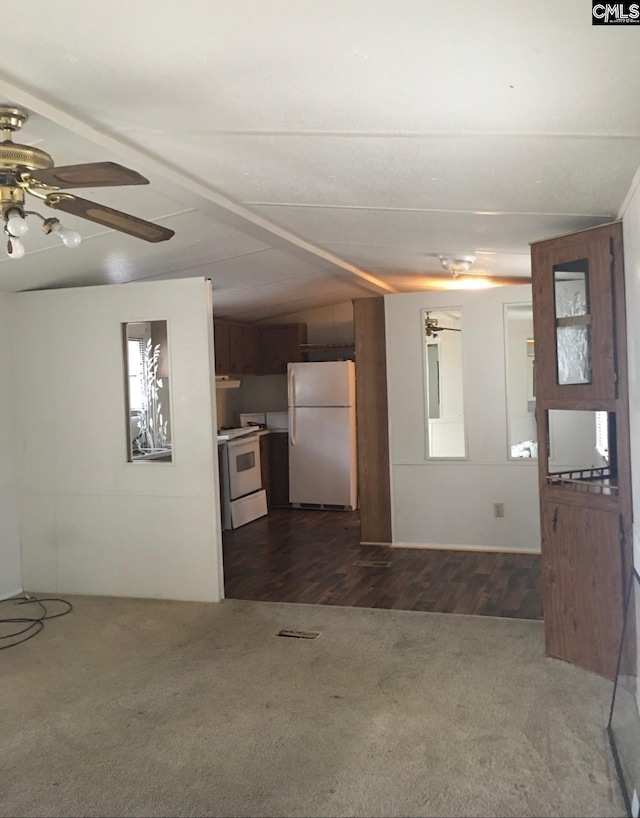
top-left (631, 789), bottom-right (639, 818)
top-left (493, 502), bottom-right (505, 518)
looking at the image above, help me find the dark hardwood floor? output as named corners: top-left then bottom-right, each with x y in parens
top-left (223, 508), bottom-right (542, 620)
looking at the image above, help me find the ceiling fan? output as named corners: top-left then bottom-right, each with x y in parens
top-left (425, 312), bottom-right (462, 338)
top-left (0, 105), bottom-right (174, 258)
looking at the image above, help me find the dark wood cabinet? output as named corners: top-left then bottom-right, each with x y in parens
top-left (259, 323), bottom-right (307, 375)
top-left (531, 221), bottom-right (632, 679)
top-left (268, 433), bottom-right (290, 507)
top-left (242, 325), bottom-right (259, 375)
top-left (213, 320), bottom-right (305, 376)
top-left (258, 432), bottom-right (290, 508)
top-left (228, 324), bottom-right (244, 375)
top-left (214, 322), bottom-right (230, 375)
top-left (213, 320), bottom-right (259, 376)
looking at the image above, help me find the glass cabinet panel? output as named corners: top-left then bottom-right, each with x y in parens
top-left (554, 262), bottom-right (589, 317)
top-left (553, 259), bottom-right (592, 385)
top-left (556, 325), bottom-right (591, 385)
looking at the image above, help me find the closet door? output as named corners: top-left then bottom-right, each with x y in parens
top-left (531, 221), bottom-right (632, 679)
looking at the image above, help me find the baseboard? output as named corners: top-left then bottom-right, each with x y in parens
top-left (360, 541), bottom-right (393, 546)
top-left (0, 588), bottom-right (23, 601)
top-left (391, 542), bottom-right (541, 555)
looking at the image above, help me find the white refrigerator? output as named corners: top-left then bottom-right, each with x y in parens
top-left (288, 361), bottom-right (358, 509)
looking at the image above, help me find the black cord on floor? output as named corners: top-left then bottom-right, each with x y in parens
top-left (0, 594), bottom-right (72, 650)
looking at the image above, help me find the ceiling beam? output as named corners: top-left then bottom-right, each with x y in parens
top-left (0, 77), bottom-right (396, 297)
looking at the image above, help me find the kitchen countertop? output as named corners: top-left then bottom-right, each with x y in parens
top-left (217, 428), bottom-right (288, 444)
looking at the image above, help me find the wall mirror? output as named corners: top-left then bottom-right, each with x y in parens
top-left (123, 321), bottom-right (173, 462)
top-left (504, 304), bottom-right (537, 459)
top-left (423, 308), bottom-right (466, 458)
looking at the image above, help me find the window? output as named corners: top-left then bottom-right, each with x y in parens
top-left (423, 308), bottom-right (466, 458)
top-left (123, 321), bottom-right (173, 463)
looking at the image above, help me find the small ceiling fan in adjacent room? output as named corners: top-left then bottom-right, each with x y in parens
top-left (424, 311), bottom-right (462, 338)
top-left (0, 105), bottom-right (175, 259)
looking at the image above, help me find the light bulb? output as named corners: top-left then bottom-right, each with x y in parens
top-left (7, 237), bottom-right (25, 259)
top-left (57, 226), bottom-right (81, 248)
top-left (6, 212), bottom-right (28, 237)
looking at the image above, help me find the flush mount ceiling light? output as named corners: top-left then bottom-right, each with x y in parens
top-left (0, 105), bottom-right (175, 260)
top-left (438, 254), bottom-right (476, 279)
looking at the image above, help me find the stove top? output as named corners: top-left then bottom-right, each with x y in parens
top-left (216, 426), bottom-right (260, 441)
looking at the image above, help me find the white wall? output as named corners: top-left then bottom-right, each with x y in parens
top-left (264, 301), bottom-right (354, 361)
top-left (385, 285), bottom-right (540, 552)
top-left (0, 292), bottom-right (22, 599)
top-left (12, 277), bottom-right (223, 602)
top-left (266, 300), bottom-right (354, 342)
top-left (622, 174), bottom-right (640, 569)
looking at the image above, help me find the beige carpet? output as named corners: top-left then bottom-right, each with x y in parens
top-left (0, 595), bottom-right (624, 817)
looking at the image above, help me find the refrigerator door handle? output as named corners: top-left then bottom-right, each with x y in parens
top-left (290, 407), bottom-right (296, 446)
top-left (288, 367), bottom-right (296, 408)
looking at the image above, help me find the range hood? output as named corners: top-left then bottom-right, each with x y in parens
top-left (215, 376), bottom-right (241, 389)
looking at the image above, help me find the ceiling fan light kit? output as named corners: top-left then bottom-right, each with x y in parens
top-left (0, 105), bottom-right (175, 260)
top-left (438, 254), bottom-right (477, 279)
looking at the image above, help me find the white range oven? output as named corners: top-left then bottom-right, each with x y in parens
top-left (218, 428), bottom-right (267, 529)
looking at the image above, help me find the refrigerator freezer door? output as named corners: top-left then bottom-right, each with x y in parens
top-left (289, 406), bottom-right (357, 508)
top-left (288, 361), bottom-right (355, 408)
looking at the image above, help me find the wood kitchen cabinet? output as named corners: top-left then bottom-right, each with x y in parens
top-left (259, 432), bottom-right (290, 508)
top-left (259, 434), bottom-right (271, 505)
top-left (259, 323), bottom-right (307, 375)
top-left (214, 319), bottom-right (259, 375)
top-left (214, 322), bottom-right (231, 375)
top-left (241, 324), bottom-right (259, 375)
top-left (228, 323), bottom-right (244, 375)
top-left (214, 319), bottom-right (306, 376)
top-left (268, 432), bottom-right (290, 507)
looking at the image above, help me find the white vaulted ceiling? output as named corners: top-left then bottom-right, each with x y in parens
top-left (0, 0), bottom-right (639, 318)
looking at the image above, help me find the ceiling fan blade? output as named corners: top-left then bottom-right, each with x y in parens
top-left (29, 162), bottom-right (149, 189)
top-left (45, 194), bottom-right (174, 243)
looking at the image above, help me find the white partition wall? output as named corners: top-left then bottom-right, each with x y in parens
top-left (0, 292), bottom-right (22, 599)
top-left (11, 277), bottom-right (222, 602)
top-left (622, 175), bottom-right (640, 570)
top-left (384, 285), bottom-right (540, 552)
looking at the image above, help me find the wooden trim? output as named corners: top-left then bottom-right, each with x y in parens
top-left (354, 296), bottom-right (392, 544)
top-left (530, 220), bottom-right (621, 248)
top-left (541, 485), bottom-right (620, 512)
top-left (390, 542), bottom-right (541, 555)
top-left (556, 315), bottom-right (592, 328)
